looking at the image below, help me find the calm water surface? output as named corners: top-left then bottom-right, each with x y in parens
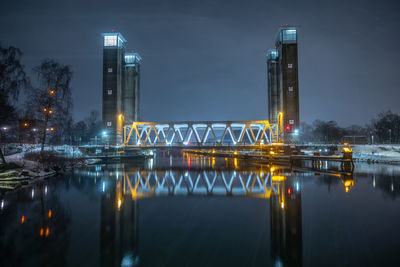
top-left (1, 151), bottom-right (399, 267)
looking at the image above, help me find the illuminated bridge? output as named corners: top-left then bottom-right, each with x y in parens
top-left (123, 120), bottom-right (282, 147)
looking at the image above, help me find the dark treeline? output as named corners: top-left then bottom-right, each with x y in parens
top-left (0, 43), bottom-right (102, 156)
top-left (300, 110), bottom-right (400, 144)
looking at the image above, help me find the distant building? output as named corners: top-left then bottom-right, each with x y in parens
top-left (267, 26), bottom-right (300, 138)
top-left (102, 33), bottom-right (142, 145)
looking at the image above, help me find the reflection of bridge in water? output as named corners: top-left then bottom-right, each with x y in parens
top-left (119, 169), bottom-right (284, 199)
top-left (100, 164), bottom-right (350, 266)
top-left (96, 151), bottom-right (356, 266)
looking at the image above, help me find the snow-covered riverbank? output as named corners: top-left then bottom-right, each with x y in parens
top-left (352, 145), bottom-right (400, 164)
top-left (1, 144), bottom-right (85, 190)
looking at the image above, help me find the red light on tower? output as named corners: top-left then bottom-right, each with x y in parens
top-left (287, 187), bottom-right (292, 195)
top-left (285, 125), bottom-right (291, 131)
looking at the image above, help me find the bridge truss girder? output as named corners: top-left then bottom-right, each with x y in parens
top-left (123, 120), bottom-right (280, 147)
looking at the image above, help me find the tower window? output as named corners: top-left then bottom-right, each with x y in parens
top-left (288, 63), bottom-right (293, 69)
top-left (107, 121), bottom-right (112, 127)
top-left (107, 89), bottom-right (112, 95)
top-left (107, 67), bottom-right (113, 73)
top-left (104, 36), bottom-right (117, 47)
top-left (288, 86), bottom-right (294, 92)
top-left (289, 119), bottom-right (294, 125)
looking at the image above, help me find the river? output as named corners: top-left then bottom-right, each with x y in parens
top-left (0, 151), bottom-right (399, 267)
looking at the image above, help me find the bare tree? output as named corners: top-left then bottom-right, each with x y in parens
top-left (0, 44), bottom-right (28, 163)
top-left (25, 59), bottom-right (73, 154)
top-left (85, 110), bottom-right (101, 141)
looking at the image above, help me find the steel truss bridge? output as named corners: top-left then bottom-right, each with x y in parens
top-left (116, 169), bottom-right (286, 199)
top-left (123, 120), bottom-right (282, 147)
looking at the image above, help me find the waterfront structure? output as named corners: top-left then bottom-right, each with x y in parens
top-left (102, 33), bottom-right (142, 145)
top-left (123, 53), bottom-right (142, 124)
top-left (123, 120), bottom-right (281, 147)
top-left (267, 49), bottom-right (280, 124)
top-left (267, 26), bottom-right (300, 137)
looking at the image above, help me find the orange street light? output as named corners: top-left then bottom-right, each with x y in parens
top-left (49, 90), bottom-right (55, 96)
top-left (50, 127), bottom-right (54, 131)
top-left (23, 123), bottom-right (29, 127)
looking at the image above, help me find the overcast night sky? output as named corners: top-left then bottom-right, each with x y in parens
top-left (1, 0), bottom-right (399, 126)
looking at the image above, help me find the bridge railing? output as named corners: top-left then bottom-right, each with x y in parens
top-left (123, 120), bottom-right (280, 147)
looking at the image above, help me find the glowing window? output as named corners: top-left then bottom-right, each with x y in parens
top-left (288, 63), bottom-right (293, 69)
top-left (107, 68), bottom-right (113, 73)
top-left (289, 120), bottom-right (294, 125)
top-left (107, 90), bottom-right (112, 95)
top-left (288, 86), bottom-right (294, 92)
top-left (107, 121), bottom-right (112, 127)
top-left (283, 29), bottom-right (297, 41)
top-left (104, 36), bottom-right (117, 47)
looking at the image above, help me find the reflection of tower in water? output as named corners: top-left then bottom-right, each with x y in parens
top-left (100, 170), bottom-right (139, 267)
top-left (270, 176), bottom-right (302, 267)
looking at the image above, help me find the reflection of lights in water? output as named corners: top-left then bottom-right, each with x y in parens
top-left (121, 253), bottom-right (139, 267)
top-left (281, 202), bottom-right (285, 209)
top-left (31, 189), bottom-right (35, 198)
top-left (48, 210), bottom-right (52, 218)
top-left (170, 155), bottom-right (172, 166)
top-left (21, 216), bottom-right (25, 224)
top-left (275, 259), bottom-right (283, 267)
top-left (234, 158), bottom-right (238, 169)
top-left (117, 198), bottom-right (122, 209)
top-left (149, 158), bottom-right (154, 169)
top-left (102, 182), bottom-right (105, 192)
top-left (45, 186), bottom-right (48, 195)
top-left (373, 178), bottom-right (376, 188)
top-left (392, 183), bottom-right (394, 191)
top-left (296, 182), bottom-right (299, 191)
top-left (1, 200), bottom-right (4, 209)
top-left (185, 171), bottom-right (188, 177)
